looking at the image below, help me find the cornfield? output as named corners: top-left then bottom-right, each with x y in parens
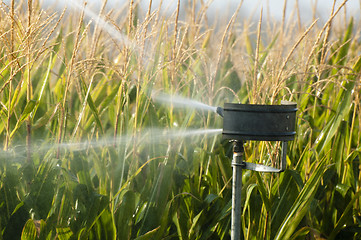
top-left (0, 0), bottom-right (360, 239)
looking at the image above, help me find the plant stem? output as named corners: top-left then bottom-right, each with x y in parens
top-left (5, 0), bottom-right (15, 151)
top-left (26, 0), bottom-right (33, 163)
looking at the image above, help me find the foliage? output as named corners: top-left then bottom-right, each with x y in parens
top-left (0, 0), bottom-right (360, 239)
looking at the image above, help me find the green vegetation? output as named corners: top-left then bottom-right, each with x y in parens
top-left (0, 0), bottom-right (360, 239)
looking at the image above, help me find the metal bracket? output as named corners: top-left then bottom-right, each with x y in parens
top-left (232, 162), bottom-right (246, 167)
top-left (243, 162), bottom-right (282, 172)
top-left (242, 141), bottom-right (288, 173)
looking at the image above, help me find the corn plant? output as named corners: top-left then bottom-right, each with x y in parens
top-left (0, 0), bottom-right (360, 239)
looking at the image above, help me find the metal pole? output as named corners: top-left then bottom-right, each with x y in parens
top-left (231, 141), bottom-right (244, 240)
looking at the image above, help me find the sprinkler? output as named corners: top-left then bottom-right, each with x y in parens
top-left (216, 101), bottom-right (297, 240)
top-left (153, 92), bottom-right (297, 239)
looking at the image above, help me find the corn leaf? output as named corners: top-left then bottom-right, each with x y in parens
top-left (274, 157), bottom-right (327, 240)
top-left (21, 219), bottom-right (37, 240)
top-left (10, 100), bottom-right (38, 138)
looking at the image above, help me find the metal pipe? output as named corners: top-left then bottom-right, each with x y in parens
top-left (231, 141), bottom-right (244, 240)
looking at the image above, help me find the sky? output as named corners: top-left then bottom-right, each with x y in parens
top-left (3, 0), bottom-right (360, 25)
top-left (45, 0), bottom-right (360, 25)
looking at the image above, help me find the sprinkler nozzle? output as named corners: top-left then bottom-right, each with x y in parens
top-left (216, 107), bottom-right (224, 117)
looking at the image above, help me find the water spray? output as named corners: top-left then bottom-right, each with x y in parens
top-left (63, 0), bottom-right (139, 50)
top-left (1, 128), bottom-right (222, 157)
top-left (152, 92), bottom-right (218, 113)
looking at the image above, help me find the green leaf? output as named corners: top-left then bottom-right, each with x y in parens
top-left (274, 157), bottom-right (327, 240)
top-left (259, 33), bottom-right (279, 67)
top-left (33, 104), bottom-right (59, 129)
top-left (289, 227), bottom-right (317, 240)
top-left (332, 18), bottom-right (353, 66)
top-left (79, 77), bottom-right (104, 134)
top-left (188, 210), bottom-right (203, 238)
top-left (335, 183), bottom-right (350, 198)
top-left (242, 184), bottom-right (258, 238)
top-left (115, 190), bottom-right (137, 240)
top-left (255, 172), bottom-right (271, 211)
top-left (10, 100), bottom-right (38, 138)
top-left (9, 73), bottom-right (27, 113)
top-left (3, 202), bottom-right (29, 240)
top-left (52, 28), bottom-right (63, 55)
top-left (56, 227), bottom-right (73, 240)
top-left (315, 56), bottom-right (361, 154)
top-left (271, 170), bottom-right (303, 235)
top-left (21, 219), bottom-right (38, 240)
top-left (328, 190), bottom-right (361, 239)
top-left (173, 211), bottom-right (187, 240)
top-left (84, 78), bottom-right (122, 131)
top-left (245, 33), bottom-right (254, 59)
top-left (134, 227), bottom-right (160, 240)
top-left (32, 53), bottom-right (53, 118)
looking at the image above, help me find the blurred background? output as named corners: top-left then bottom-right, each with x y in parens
top-left (37, 0), bottom-right (361, 24)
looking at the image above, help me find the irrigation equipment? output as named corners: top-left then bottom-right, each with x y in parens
top-left (153, 92), bottom-right (297, 239)
top-left (217, 101), bottom-right (297, 240)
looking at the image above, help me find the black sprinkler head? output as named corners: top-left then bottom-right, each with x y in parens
top-left (221, 101), bottom-right (297, 141)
